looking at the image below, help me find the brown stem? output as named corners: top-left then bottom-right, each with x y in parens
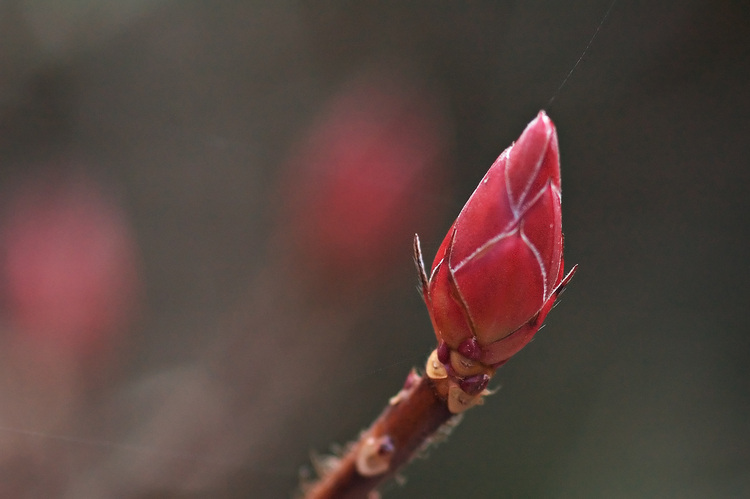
top-left (302, 369), bottom-right (455, 499)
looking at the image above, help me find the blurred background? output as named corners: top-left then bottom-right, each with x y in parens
top-left (0, 0), bottom-right (748, 497)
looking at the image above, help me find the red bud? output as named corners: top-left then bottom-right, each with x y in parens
top-left (417, 111), bottom-right (575, 368)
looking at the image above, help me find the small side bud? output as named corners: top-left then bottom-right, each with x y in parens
top-left (447, 383), bottom-right (486, 414)
top-left (356, 435), bottom-right (395, 477)
top-left (437, 341), bottom-right (450, 364)
top-left (458, 373), bottom-right (490, 396)
top-left (457, 337), bottom-right (481, 361)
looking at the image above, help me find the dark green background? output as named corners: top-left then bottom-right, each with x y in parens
top-left (1, 0), bottom-right (747, 497)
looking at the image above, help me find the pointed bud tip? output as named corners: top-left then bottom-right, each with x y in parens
top-left (531, 110), bottom-right (554, 132)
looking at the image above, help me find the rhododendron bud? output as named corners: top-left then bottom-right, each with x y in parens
top-left (416, 111), bottom-right (576, 375)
